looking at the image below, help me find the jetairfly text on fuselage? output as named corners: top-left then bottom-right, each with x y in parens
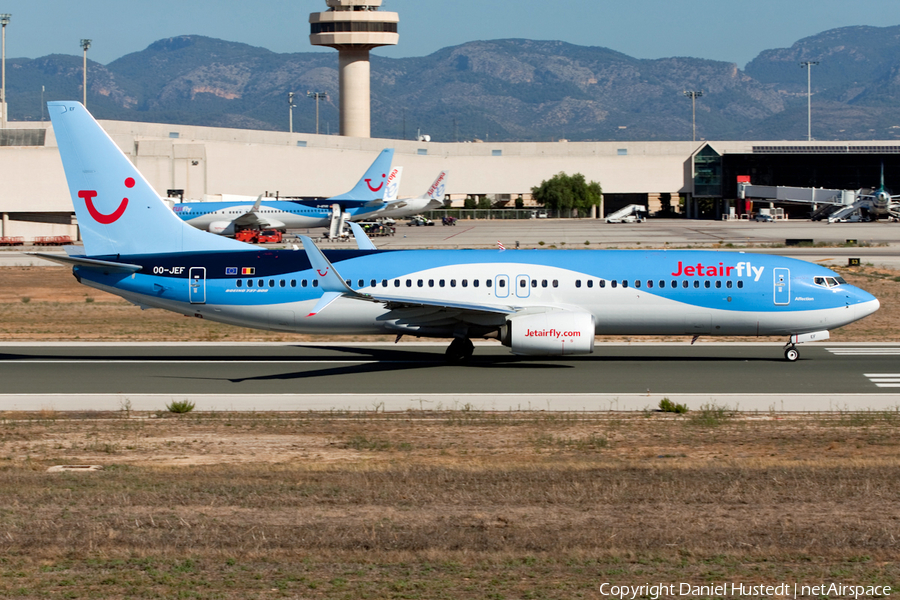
top-left (671, 261), bottom-right (765, 282)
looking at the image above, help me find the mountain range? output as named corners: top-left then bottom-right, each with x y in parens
top-left (6, 25), bottom-right (900, 142)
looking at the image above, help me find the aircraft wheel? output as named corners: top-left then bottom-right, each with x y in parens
top-left (445, 337), bottom-right (474, 364)
top-left (784, 347), bottom-right (799, 362)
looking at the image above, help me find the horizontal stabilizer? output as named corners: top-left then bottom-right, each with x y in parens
top-left (28, 252), bottom-right (142, 273)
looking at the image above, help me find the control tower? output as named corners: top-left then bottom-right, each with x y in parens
top-left (309, 0), bottom-right (399, 138)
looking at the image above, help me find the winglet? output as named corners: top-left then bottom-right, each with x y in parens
top-left (348, 222), bottom-right (377, 250)
top-left (299, 235), bottom-right (356, 295)
top-left (251, 194), bottom-right (263, 212)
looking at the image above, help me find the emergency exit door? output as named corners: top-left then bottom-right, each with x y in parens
top-left (189, 267), bottom-right (206, 304)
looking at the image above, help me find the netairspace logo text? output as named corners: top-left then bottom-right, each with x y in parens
top-left (599, 582), bottom-right (892, 599)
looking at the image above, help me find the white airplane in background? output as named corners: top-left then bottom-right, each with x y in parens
top-left (357, 170), bottom-right (448, 220)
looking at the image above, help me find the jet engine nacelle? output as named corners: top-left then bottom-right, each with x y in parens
top-left (502, 311), bottom-right (595, 356)
top-left (209, 221), bottom-right (236, 236)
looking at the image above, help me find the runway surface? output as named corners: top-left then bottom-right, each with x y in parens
top-left (3, 342), bottom-right (900, 412)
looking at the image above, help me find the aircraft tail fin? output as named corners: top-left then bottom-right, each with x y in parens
top-left (419, 170), bottom-right (449, 201)
top-left (49, 101), bottom-right (249, 257)
top-left (333, 148), bottom-right (395, 202)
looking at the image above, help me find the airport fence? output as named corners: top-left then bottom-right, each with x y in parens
top-left (422, 209), bottom-right (563, 220)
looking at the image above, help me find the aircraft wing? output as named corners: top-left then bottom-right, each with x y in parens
top-left (298, 235), bottom-right (521, 319)
top-left (230, 195), bottom-right (273, 228)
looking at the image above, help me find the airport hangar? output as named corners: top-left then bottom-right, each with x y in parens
top-left (1, 119), bottom-right (900, 240)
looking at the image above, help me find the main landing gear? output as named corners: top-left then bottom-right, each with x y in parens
top-left (445, 337), bottom-right (475, 363)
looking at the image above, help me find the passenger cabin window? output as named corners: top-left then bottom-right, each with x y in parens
top-left (394, 280), bottom-right (400, 287)
top-left (312, 280), bottom-right (319, 288)
top-left (634, 280), bottom-right (641, 289)
top-left (737, 281), bottom-right (744, 288)
top-left (451, 279), bottom-right (457, 287)
top-left (473, 279), bottom-right (479, 288)
top-left (291, 280), bottom-right (296, 288)
top-left (499, 280), bottom-right (506, 288)
top-left (599, 280), bottom-right (606, 288)
top-left (622, 280), bottom-right (628, 288)
top-left (576, 280), bottom-right (582, 288)
top-left (587, 280), bottom-right (593, 288)
top-left (552, 280), bottom-right (558, 288)
top-left (236, 280), bottom-right (242, 287)
top-left (611, 280), bottom-right (618, 288)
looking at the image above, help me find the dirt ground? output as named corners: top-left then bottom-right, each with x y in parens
top-left (1, 411), bottom-right (899, 599)
top-left (0, 264), bottom-right (897, 342)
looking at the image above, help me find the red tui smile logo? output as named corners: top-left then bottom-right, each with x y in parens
top-left (365, 175), bottom-right (385, 192)
top-left (79, 177), bottom-right (134, 224)
top-left (317, 268), bottom-right (329, 277)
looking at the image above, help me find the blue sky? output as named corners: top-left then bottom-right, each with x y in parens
top-left (3, 0), bottom-right (900, 67)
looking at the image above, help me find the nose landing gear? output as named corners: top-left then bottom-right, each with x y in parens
top-left (784, 344), bottom-right (799, 362)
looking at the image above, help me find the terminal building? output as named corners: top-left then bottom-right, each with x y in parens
top-left (1, 118), bottom-right (900, 240)
top-left (1, 0), bottom-right (898, 239)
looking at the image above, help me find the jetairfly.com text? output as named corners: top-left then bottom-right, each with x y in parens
top-left (671, 261), bottom-right (765, 281)
top-left (524, 328), bottom-right (581, 339)
top-left (598, 582), bottom-right (891, 599)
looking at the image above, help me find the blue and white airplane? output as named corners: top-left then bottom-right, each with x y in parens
top-left (39, 102), bottom-right (879, 362)
top-left (173, 148), bottom-right (396, 234)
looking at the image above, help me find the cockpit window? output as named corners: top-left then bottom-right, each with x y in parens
top-left (814, 276), bottom-right (843, 288)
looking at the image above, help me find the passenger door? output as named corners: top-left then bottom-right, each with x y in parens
top-left (773, 268), bottom-right (790, 306)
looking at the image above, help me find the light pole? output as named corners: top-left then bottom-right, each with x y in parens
top-left (683, 90), bottom-right (703, 142)
top-left (288, 92), bottom-right (296, 133)
top-left (307, 91), bottom-right (327, 135)
top-left (800, 61), bottom-right (819, 141)
top-left (80, 39), bottom-right (91, 107)
top-left (1, 14), bottom-right (10, 128)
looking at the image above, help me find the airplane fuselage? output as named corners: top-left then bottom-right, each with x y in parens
top-left (74, 249), bottom-right (878, 340)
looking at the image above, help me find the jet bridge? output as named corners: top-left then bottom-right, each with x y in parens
top-left (737, 183), bottom-right (865, 221)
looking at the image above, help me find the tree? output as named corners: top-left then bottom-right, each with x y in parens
top-left (463, 196), bottom-right (477, 209)
top-left (476, 196), bottom-right (492, 210)
top-left (531, 172), bottom-right (602, 216)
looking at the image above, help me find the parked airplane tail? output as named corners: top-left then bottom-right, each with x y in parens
top-left (337, 148), bottom-right (395, 201)
top-left (49, 101), bottom-right (248, 257)
top-left (421, 170), bottom-right (448, 201)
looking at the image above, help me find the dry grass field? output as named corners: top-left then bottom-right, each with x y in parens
top-left (1, 410), bottom-right (899, 598)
